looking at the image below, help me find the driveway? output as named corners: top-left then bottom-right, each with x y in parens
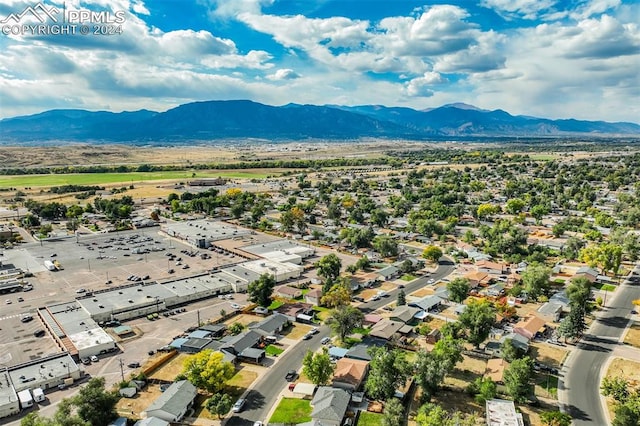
top-left (559, 264), bottom-right (640, 425)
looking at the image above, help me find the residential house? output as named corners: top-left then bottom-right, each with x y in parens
top-left (220, 330), bottom-right (265, 364)
top-left (390, 305), bottom-right (421, 324)
top-left (464, 271), bottom-right (490, 288)
top-left (143, 380), bottom-right (197, 423)
top-left (181, 337), bottom-right (211, 353)
top-left (537, 302), bottom-right (563, 323)
top-left (485, 358), bottom-right (509, 384)
top-left (501, 333), bottom-right (530, 354)
top-left (304, 288), bottom-right (323, 306)
top-left (476, 260), bottom-right (509, 275)
top-left (425, 328), bottom-right (441, 344)
top-left (574, 266), bottom-right (598, 283)
top-left (345, 340), bottom-right (386, 361)
top-left (408, 295), bottom-right (443, 312)
top-left (376, 265), bottom-right (400, 281)
top-left (276, 302), bottom-right (314, 322)
top-left (328, 347), bottom-right (349, 360)
top-left (332, 358), bottom-right (369, 391)
top-left (275, 285), bottom-right (302, 299)
top-left (249, 313), bottom-right (291, 335)
top-left (369, 319), bottom-right (406, 341)
top-left (514, 315), bottom-right (547, 340)
top-left (197, 323), bottom-right (227, 338)
top-left (310, 387), bottom-right (350, 426)
top-left (363, 313), bottom-right (382, 326)
top-left (486, 399), bottom-right (524, 426)
top-left (135, 417), bottom-right (170, 426)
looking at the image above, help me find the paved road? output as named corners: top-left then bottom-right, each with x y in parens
top-left (226, 258), bottom-right (456, 425)
top-left (560, 264), bottom-right (640, 425)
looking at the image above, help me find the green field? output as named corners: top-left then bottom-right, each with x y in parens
top-left (269, 398), bottom-right (312, 424)
top-left (357, 411), bottom-right (384, 426)
top-left (0, 170), bottom-right (275, 189)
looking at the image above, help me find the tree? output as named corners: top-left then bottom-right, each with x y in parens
top-left (321, 279), bottom-right (351, 308)
top-left (601, 376), bottom-right (631, 402)
top-left (422, 245), bottom-right (443, 263)
top-left (458, 299), bottom-right (496, 347)
top-left (72, 377), bottom-right (119, 426)
top-left (521, 263), bottom-right (551, 300)
top-left (365, 347), bottom-right (411, 401)
top-left (316, 254), bottom-right (342, 282)
top-left (372, 235), bottom-right (399, 258)
top-left (302, 349), bottom-right (335, 386)
top-left (563, 236), bottom-right (585, 260)
top-left (21, 399), bottom-right (90, 426)
top-left (447, 278), bottom-right (470, 303)
top-left (370, 208), bottom-right (389, 228)
top-left (328, 305), bottom-right (364, 342)
top-left (182, 349), bottom-right (235, 394)
top-left (530, 204), bottom-right (549, 222)
top-left (501, 338), bottom-right (524, 362)
top-left (206, 393), bottom-right (233, 419)
top-left (505, 198), bottom-right (526, 215)
top-left (247, 273), bottom-right (276, 307)
top-left (540, 411), bottom-right (572, 426)
top-left (415, 403), bottom-right (474, 426)
top-left (556, 305), bottom-right (587, 341)
top-left (469, 376), bottom-right (497, 404)
top-left (477, 203), bottom-right (501, 220)
top-left (397, 289), bottom-right (406, 306)
top-left (382, 398), bottom-right (404, 426)
top-left (504, 356), bottom-right (534, 403)
top-left (414, 336), bottom-right (463, 401)
top-left (229, 322), bottom-right (244, 335)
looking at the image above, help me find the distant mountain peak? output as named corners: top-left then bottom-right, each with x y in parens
top-left (1, 99), bottom-right (638, 143)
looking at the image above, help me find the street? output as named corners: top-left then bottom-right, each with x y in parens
top-left (559, 264), bottom-right (640, 425)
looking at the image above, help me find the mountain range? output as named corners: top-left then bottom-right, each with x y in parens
top-left (1, 100), bottom-right (638, 144)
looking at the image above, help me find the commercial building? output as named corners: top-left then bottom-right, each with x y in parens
top-left (161, 220), bottom-right (252, 248)
top-left (0, 369), bottom-right (19, 419)
top-left (7, 353), bottom-right (81, 393)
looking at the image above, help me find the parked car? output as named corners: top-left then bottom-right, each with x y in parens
top-left (302, 333), bottom-right (313, 340)
top-left (21, 315), bottom-right (33, 323)
top-left (310, 327), bottom-right (319, 334)
top-left (81, 358), bottom-right (91, 365)
top-left (321, 337), bottom-right (331, 345)
top-left (90, 355), bottom-right (99, 362)
top-left (33, 329), bottom-right (45, 337)
top-left (232, 398), bottom-right (246, 413)
top-left (285, 370), bottom-right (298, 382)
top-left (127, 362), bottom-right (141, 368)
top-left (230, 303), bottom-right (242, 310)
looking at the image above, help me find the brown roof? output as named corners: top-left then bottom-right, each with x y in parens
top-left (476, 260), bottom-right (508, 271)
top-left (515, 315), bottom-right (546, 335)
top-left (369, 319), bottom-right (404, 340)
top-left (485, 358), bottom-right (509, 383)
top-left (333, 358), bottom-right (369, 387)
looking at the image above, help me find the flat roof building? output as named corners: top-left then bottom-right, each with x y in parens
top-left (0, 369), bottom-right (19, 419)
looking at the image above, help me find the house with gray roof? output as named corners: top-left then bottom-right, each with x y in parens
top-left (249, 313), bottom-right (290, 335)
top-left (376, 265), bottom-right (400, 281)
top-left (134, 418), bottom-right (169, 426)
top-left (390, 306), bottom-right (421, 324)
top-left (310, 387), bottom-right (350, 426)
top-left (143, 380), bottom-right (197, 423)
top-left (220, 330), bottom-right (263, 355)
top-left (408, 295), bottom-right (443, 312)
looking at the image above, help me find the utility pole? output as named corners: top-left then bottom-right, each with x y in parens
top-left (197, 309), bottom-right (201, 327)
top-left (118, 358), bottom-right (125, 383)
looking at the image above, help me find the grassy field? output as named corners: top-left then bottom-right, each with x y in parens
top-left (265, 345), bottom-right (284, 356)
top-left (269, 398), bottom-right (312, 424)
top-left (624, 322), bottom-right (640, 348)
top-left (357, 411), bottom-right (384, 426)
top-left (0, 169), bottom-right (275, 188)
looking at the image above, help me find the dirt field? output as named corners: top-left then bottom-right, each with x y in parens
top-left (283, 323), bottom-right (316, 340)
top-left (529, 342), bottom-right (570, 368)
top-left (148, 352), bottom-right (190, 382)
top-left (410, 287), bottom-right (434, 298)
top-left (116, 383), bottom-right (163, 420)
top-left (224, 313), bottom-right (262, 328)
top-left (623, 322), bottom-right (640, 348)
top-left (604, 358), bottom-right (640, 420)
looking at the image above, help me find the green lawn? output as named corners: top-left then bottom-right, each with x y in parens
top-left (269, 398), bottom-right (312, 424)
top-left (0, 170), bottom-right (275, 188)
top-left (400, 274), bottom-right (416, 281)
top-left (268, 300), bottom-right (285, 310)
top-left (357, 411), bottom-right (384, 426)
top-left (352, 327), bottom-right (371, 335)
top-left (593, 282), bottom-right (616, 292)
top-left (265, 345), bottom-right (284, 356)
top-left (535, 373), bottom-right (559, 398)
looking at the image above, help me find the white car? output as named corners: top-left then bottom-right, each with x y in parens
top-left (232, 398), bottom-right (246, 412)
top-left (90, 355), bottom-right (99, 362)
top-left (230, 303), bottom-right (242, 310)
top-left (253, 422), bottom-right (263, 426)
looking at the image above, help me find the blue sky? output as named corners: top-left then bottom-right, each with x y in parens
top-left (0, 0), bottom-right (638, 122)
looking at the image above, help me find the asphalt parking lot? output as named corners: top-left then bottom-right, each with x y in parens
top-left (0, 228), bottom-right (240, 366)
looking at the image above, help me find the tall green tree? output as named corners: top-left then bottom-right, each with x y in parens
top-left (316, 254), bottom-right (342, 282)
top-left (302, 349), bottom-right (335, 386)
top-left (372, 235), bottom-right (399, 257)
top-left (540, 411), bottom-right (572, 426)
top-left (382, 398), bottom-right (405, 426)
top-left (320, 278), bottom-right (351, 308)
top-left (72, 377), bottom-right (119, 426)
top-left (447, 278), bottom-right (471, 303)
top-left (521, 263), bottom-right (551, 300)
top-left (458, 299), bottom-right (496, 347)
top-left (206, 393), bottom-right (233, 419)
top-left (365, 347), bottom-right (411, 401)
top-left (397, 289), bottom-right (406, 306)
top-left (328, 305), bottom-right (364, 342)
top-left (247, 273), bottom-right (276, 307)
top-left (504, 356), bottom-right (534, 403)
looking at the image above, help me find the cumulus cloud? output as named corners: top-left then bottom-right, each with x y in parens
top-left (481, 0), bottom-right (557, 20)
top-left (267, 68), bottom-right (301, 80)
top-left (404, 72), bottom-right (447, 97)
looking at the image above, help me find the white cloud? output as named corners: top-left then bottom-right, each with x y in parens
top-left (404, 72), bottom-right (447, 97)
top-left (481, 0), bottom-right (557, 20)
top-left (267, 68), bottom-right (301, 80)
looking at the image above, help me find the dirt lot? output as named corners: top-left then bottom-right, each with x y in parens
top-left (224, 313), bottom-right (262, 328)
top-left (282, 323), bottom-right (315, 340)
top-left (605, 358), bottom-right (640, 419)
top-left (148, 353), bottom-right (190, 382)
top-left (410, 287), bottom-right (434, 298)
top-left (529, 342), bottom-right (570, 368)
top-left (623, 322), bottom-right (640, 348)
top-left (116, 383), bottom-right (163, 420)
